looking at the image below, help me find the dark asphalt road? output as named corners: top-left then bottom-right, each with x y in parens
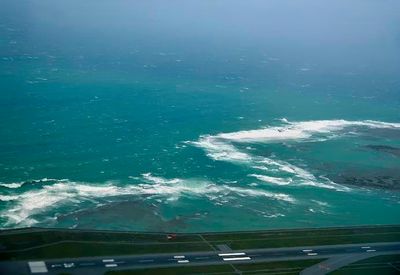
top-left (2, 242), bottom-right (400, 274)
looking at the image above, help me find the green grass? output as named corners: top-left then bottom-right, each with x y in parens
top-left (330, 254), bottom-right (400, 275)
top-left (202, 225), bottom-right (400, 242)
top-left (106, 259), bottom-right (325, 275)
top-left (211, 232), bottom-right (400, 250)
top-left (330, 266), bottom-right (399, 275)
top-left (353, 254), bottom-right (400, 264)
top-left (234, 259), bottom-right (324, 271)
top-left (0, 225), bottom-right (399, 261)
top-left (106, 264), bottom-right (235, 275)
top-left (205, 225), bottom-right (400, 250)
top-left (0, 230), bottom-right (202, 251)
top-left (0, 242), bottom-right (211, 261)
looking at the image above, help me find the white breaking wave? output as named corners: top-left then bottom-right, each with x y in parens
top-left (2, 180), bottom-right (128, 226)
top-left (191, 134), bottom-right (347, 190)
top-left (191, 134), bottom-right (348, 191)
top-left (0, 175), bottom-right (294, 227)
top-left (189, 118), bottom-right (399, 191)
top-left (223, 186), bottom-right (294, 202)
top-left (248, 174), bottom-right (292, 186)
top-left (188, 137), bottom-right (251, 163)
top-left (0, 178), bottom-right (69, 189)
top-left (3, 119), bottom-right (397, 227)
top-left (0, 195), bottom-right (20, 201)
top-left (216, 119), bottom-right (400, 143)
top-left (0, 182), bottom-right (24, 189)
top-left (141, 173), bottom-right (181, 184)
top-left (137, 173), bottom-right (294, 202)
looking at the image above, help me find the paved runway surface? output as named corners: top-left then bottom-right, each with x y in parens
top-left (2, 242), bottom-right (400, 274)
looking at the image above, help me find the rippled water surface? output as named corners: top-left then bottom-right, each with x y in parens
top-left (1, 0), bottom-right (400, 231)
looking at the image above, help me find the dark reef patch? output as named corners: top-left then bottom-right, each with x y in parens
top-left (358, 128), bottom-right (400, 140)
top-left (364, 144), bottom-right (400, 157)
top-left (56, 200), bottom-right (191, 231)
top-left (328, 170), bottom-right (400, 190)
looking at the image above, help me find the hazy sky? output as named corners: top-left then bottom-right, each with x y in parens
top-left (2, 0), bottom-right (400, 76)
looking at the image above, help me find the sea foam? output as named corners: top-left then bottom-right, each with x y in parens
top-left (188, 136), bottom-right (251, 163)
top-left (0, 175), bottom-right (294, 227)
top-left (0, 182), bottom-right (25, 189)
top-left (216, 119), bottom-right (400, 143)
top-left (189, 118), bottom-right (398, 192)
top-left (191, 134), bottom-right (346, 191)
top-left (248, 174), bottom-right (292, 185)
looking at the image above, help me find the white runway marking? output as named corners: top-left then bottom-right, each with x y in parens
top-left (105, 264), bottom-right (118, 267)
top-left (218, 252), bottom-right (246, 256)
top-left (307, 253), bottom-right (318, 256)
top-left (223, 257), bottom-right (251, 261)
top-left (102, 259), bottom-right (114, 263)
top-left (29, 261), bottom-right (48, 273)
top-left (174, 255), bottom-right (186, 259)
top-left (178, 260), bottom-right (190, 263)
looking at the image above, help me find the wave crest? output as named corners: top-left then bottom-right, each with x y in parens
top-left (216, 119), bottom-right (400, 143)
top-left (189, 118), bottom-right (398, 191)
top-left (0, 175), bottom-right (294, 227)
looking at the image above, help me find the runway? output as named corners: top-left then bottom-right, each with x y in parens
top-left (16, 242), bottom-right (400, 274)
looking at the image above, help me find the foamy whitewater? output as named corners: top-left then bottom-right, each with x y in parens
top-left (216, 119), bottom-right (400, 143)
top-left (190, 119), bottom-right (400, 191)
top-left (1, 119), bottom-right (399, 230)
top-left (0, 175), bottom-right (294, 227)
top-left (1, 2), bottom-right (400, 231)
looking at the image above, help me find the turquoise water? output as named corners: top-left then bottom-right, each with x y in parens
top-left (0, 1), bottom-right (400, 231)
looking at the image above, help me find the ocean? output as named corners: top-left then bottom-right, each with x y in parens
top-left (0, 0), bottom-right (399, 232)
